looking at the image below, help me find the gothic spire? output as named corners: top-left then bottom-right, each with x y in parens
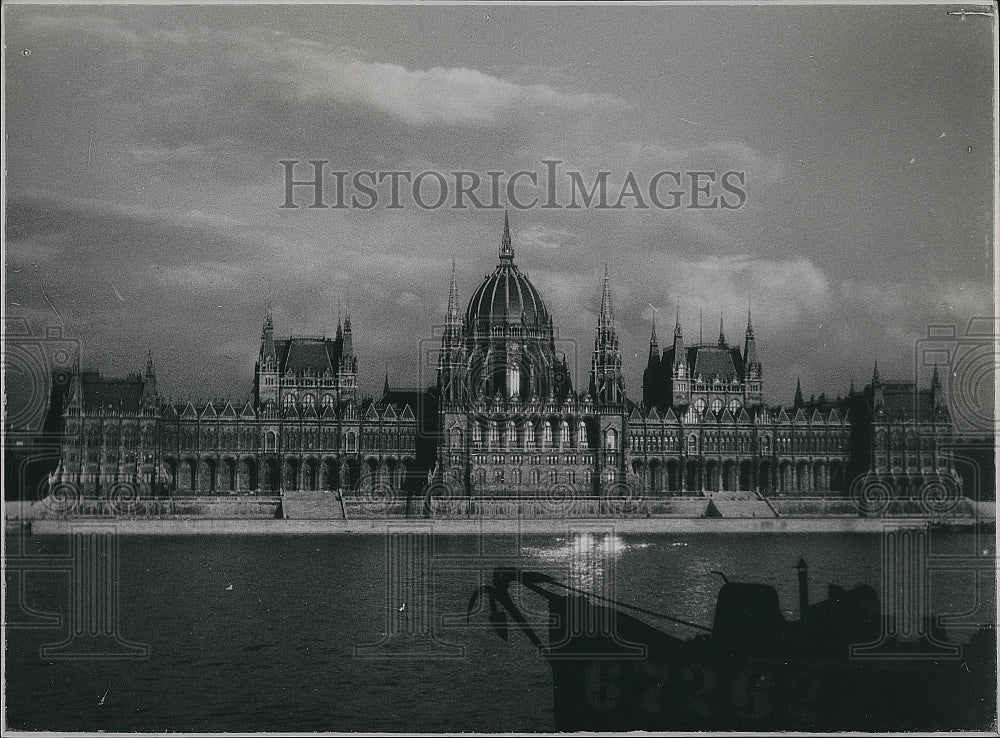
top-left (499, 209), bottom-right (514, 262)
top-left (718, 313), bottom-right (726, 347)
top-left (262, 300), bottom-right (273, 338)
top-left (648, 310), bottom-right (659, 364)
top-left (872, 359), bottom-right (880, 385)
top-left (446, 259), bottom-right (460, 322)
top-left (794, 377), bottom-right (804, 409)
top-left (145, 349), bottom-right (155, 378)
top-left (746, 301), bottom-right (754, 337)
top-left (598, 263), bottom-right (613, 329)
top-left (674, 304), bottom-right (682, 337)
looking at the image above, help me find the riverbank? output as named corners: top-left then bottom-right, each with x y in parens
top-left (9, 516), bottom-right (986, 535)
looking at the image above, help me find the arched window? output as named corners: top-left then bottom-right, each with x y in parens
top-left (710, 398), bottom-right (723, 414)
top-left (548, 469), bottom-right (557, 483)
top-left (605, 428), bottom-right (618, 450)
top-left (531, 469), bottom-right (540, 485)
top-left (507, 421), bottom-right (517, 448)
top-left (694, 398), bottom-right (707, 414)
top-left (560, 420), bottom-right (570, 447)
top-left (512, 469), bottom-right (521, 485)
top-left (472, 423), bottom-right (482, 447)
top-left (302, 393), bottom-right (315, 407)
top-left (346, 431), bottom-right (357, 452)
top-left (283, 394), bottom-right (295, 408)
top-left (687, 434), bottom-right (698, 454)
top-left (565, 470), bottom-right (575, 484)
top-left (728, 398), bottom-right (741, 414)
top-left (489, 421), bottom-right (500, 446)
top-left (543, 422), bottom-right (553, 447)
top-left (578, 422), bottom-right (588, 448)
top-left (322, 394), bottom-right (335, 408)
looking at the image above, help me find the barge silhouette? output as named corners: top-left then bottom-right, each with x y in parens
top-left (468, 561), bottom-right (996, 731)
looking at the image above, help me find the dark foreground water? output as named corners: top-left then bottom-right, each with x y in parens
top-left (5, 530), bottom-right (995, 732)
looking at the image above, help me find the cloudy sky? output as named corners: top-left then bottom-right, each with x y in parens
top-left (4, 3), bottom-right (994, 414)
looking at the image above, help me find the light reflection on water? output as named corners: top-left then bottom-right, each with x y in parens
top-left (521, 532), bottom-right (655, 593)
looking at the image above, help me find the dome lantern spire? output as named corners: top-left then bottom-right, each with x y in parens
top-left (499, 210), bottom-right (514, 263)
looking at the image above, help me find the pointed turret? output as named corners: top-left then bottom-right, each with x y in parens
top-left (255, 302), bottom-right (278, 406)
top-left (439, 260), bottom-right (466, 403)
top-left (718, 313), bottom-right (727, 347)
top-left (590, 266), bottom-right (623, 406)
top-left (141, 350), bottom-right (158, 410)
top-left (598, 263), bottom-right (613, 330)
top-left (930, 362), bottom-right (942, 409)
top-left (260, 302), bottom-right (276, 363)
top-left (342, 307), bottom-right (354, 358)
top-left (499, 210), bottom-right (514, 263)
top-left (871, 360), bottom-right (885, 412)
top-left (647, 313), bottom-right (659, 365)
top-left (794, 377), bottom-right (804, 409)
top-left (743, 304), bottom-right (760, 376)
top-left (672, 306), bottom-right (685, 369)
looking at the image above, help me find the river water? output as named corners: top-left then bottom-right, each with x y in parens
top-left (5, 530), bottom-right (995, 732)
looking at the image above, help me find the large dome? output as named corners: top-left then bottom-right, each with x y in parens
top-left (465, 263), bottom-right (549, 327)
top-left (464, 213), bottom-right (549, 328)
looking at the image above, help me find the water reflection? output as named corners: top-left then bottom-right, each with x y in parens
top-left (522, 532), bottom-right (653, 593)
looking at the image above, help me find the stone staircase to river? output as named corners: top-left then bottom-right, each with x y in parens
top-left (279, 490), bottom-right (346, 520)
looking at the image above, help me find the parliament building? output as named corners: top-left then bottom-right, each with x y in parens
top-left (47, 215), bottom-right (960, 503)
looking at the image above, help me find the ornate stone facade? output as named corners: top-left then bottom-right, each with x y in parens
top-left (51, 312), bottom-right (417, 496)
top-left (49, 214), bottom-right (959, 503)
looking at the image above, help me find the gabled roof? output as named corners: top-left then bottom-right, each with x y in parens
top-left (793, 408), bottom-right (808, 422)
top-left (302, 404), bottom-right (318, 418)
top-left (364, 404), bottom-right (380, 421)
top-left (182, 402), bottom-right (198, 419)
top-left (738, 408), bottom-right (752, 423)
top-left (382, 404), bottom-right (398, 420)
top-left (662, 408), bottom-right (678, 423)
top-left (720, 408), bottom-right (735, 424)
top-left (400, 404), bottom-right (415, 420)
top-left (283, 404), bottom-right (299, 419)
top-left (201, 403), bottom-right (217, 418)
top-left (240, 402), bottom-right (256, 418)
top-left (811, 409), bottom-right (825, 423)
top-left (776, 408), bottom-right (791, 422)
top-left (221, 402), bottom-right (237, 418)
top-left (646, 407), bottom-right (660, 422)
top-left (629, 406), bottom-right (644, 422)
top-left (321, 404), bottom-right (338, 419)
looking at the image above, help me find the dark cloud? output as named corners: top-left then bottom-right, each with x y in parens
top-left (3, 4), bottom-right (993, 410)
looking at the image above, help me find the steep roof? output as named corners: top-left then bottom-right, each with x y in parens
top-left (79, 373), bottom-right (146, 411)
top-left (276, 337), bottom-right (340, 374)
top-left (879, 381), bottom-right (942, 422)
top-left (688, 345), bottom-right (743, 380)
